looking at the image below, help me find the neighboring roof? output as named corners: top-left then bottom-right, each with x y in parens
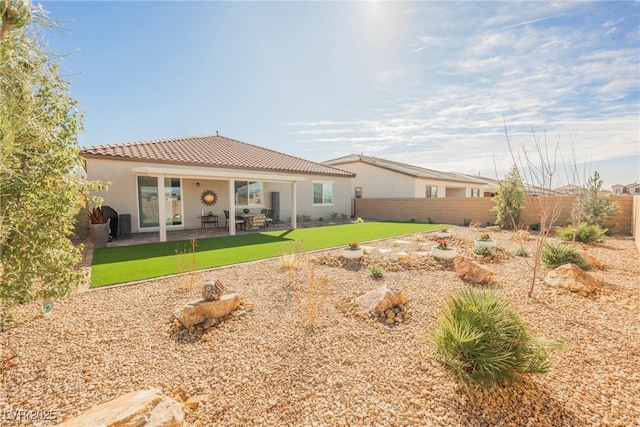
top-left (81, 134), bottom-right (355, 178)
top-left (324, 154), bottom-right (488, 184)
top-left (554, 184), bottom-right (585, 195)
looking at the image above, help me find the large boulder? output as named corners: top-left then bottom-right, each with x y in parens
top-left (545, 263), bottom-right (603, 296)
top-left (57, 388), bottom-right (184, 427)
top-left (454, 256), bottom-right (495, 284)
top-left (178, 293), bottom-right (242, 328)
top-left (354, 285), bottom-right (408, 315)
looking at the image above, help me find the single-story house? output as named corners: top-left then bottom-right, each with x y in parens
top-left (323, 154), bottom-right (493, 198)
top-left (612, 182), bottom-right (640, 195)
top-left (80, 133), bottom-right (355, 241)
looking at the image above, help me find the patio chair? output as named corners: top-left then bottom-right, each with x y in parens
top-left (223, 210), bottom-right (244, 230)
top-left (265, 209), bottom-right (275, 227)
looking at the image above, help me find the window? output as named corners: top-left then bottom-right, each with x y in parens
top-left (313, 182), bottom-right (333, 205)
top-left (354, 187), bottom-right (362, 198)
top-left (137, 176), bottom-right (182, 228)
top-left (425, 185), bottom-right (438, 198)
top-left (471, 188), bottom-right (480, 197)
top-left (635, 187), bottom-right (640, 194)
top-left (235, 181), bottom-right (263, 206)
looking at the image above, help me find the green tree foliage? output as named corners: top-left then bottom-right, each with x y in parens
top-left (1, 0), bottom-right (105, 322)
top-left (431, 287), bottom-right (550, 393)
top-left (581, 171), bottom-right (619, 228)
top-left (492, 165), bottom-right (526, 230)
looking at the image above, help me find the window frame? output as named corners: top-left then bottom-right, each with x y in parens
top-left (234, 180), bottom-right (264, 207)
top-left (425, 185), bottom-right (438, 198)
top-left (312, 181), bottom-right (334, 206)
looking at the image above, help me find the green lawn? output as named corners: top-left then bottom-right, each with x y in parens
top-left (90, 222), bottom-right (444, 288)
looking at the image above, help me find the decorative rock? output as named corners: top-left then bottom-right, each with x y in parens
top-left (578, 251), bottom-right (605, 269)
top-left (515, 230), bottom-right (531, 241)
top-left (354, 285), bottom-right (408, 315)
top-left (544, 263), bottom-right (603, 296)
top-left (202, 279), bottom-right (224, 301)
top-left (454, 256), bottom-right (495, 284)
top-left (57, 388), bottom-right (184, 427)
top-left (178, 293), bottom-right (242, 328)
top-left (185, 394), bottom-right (208, 410)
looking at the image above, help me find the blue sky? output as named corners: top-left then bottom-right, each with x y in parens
top-left (41, 1), bottom-right (639, 188)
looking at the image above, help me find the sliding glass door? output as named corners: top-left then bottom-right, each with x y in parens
top-left (137, 176), bottom-right (182, 229)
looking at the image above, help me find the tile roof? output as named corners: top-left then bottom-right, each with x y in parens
top-left (324, 154), bottom-right (488, 184)
top-left (81, 134), bottom-right (354, 177)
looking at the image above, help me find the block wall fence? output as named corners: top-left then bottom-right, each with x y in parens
top-left (354, 195), bottom-right (634, 236)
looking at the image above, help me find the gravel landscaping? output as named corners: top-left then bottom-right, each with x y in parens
top-left (2, 227), bottom-right (639, 426)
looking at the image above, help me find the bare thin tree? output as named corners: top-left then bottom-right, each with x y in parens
top-left (503, 121), bottom-right (563, 298)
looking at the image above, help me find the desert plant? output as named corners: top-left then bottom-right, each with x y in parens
top-left (296, 263), bottom-right (330, 332)
top-left (279, 241), bottom-right (304, 269)
top-left (502, 123), bottom-right (564, 297)
top-left (473, 245), bottom-right (494, 257)
top-left (1, 0), bottom-right (109, 327)
top-left (87, 206), bottom-right (108, 224)
top-left (329, 211), bottom-right (339, 221)
top-left (492, 165), bottom-right (526, 230)
top-left (514, 247), bottom-right (530, 257)
top-left (582, 171), bottom-right (619, 228)
top-left (556, 223), bottom-right (607, 243)
top-left (369, 265), bottom-right (385, 278)
top-left (340, 213), bottom-right (349, 221)
top-left (431, 287), bottom-right (551, 392)
top-left (175, 238), bottom-right (197, 291)
top-left (541, 243), bottom-right (591, 270)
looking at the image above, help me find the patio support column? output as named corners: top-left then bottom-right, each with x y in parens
top-left (157, 174), bottom-right (167, 242)
top-left (291, 182), bottom-right (297, 229)
top-left (228, 179), bottom-right (236, 236)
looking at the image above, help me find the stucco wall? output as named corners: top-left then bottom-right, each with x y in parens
top-left (336, 161), bottom-right (416, 198)
top-left (354, 195), bottom-right (634, 234)
top-left (84, 157), bottom-right (352, 232)
top-left (334, 161), bottom-right (489, 198)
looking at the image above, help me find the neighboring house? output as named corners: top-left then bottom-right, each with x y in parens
top-left (323, 154), bottom-right (492, 199)
top-left (612, 183), bottom-right (640, 195)
top-left (80, 133), bottom-right (354, 241)
top-left (554, 184), bottom-right (585, 196)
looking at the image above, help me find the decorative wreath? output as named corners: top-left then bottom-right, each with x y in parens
top-left (200, 189), bottom-right (218, 206)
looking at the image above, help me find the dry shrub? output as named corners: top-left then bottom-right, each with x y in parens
top-left (295, 263), bottom-right (330, 331)
top-left (175, 238), bottom-right (197, 291)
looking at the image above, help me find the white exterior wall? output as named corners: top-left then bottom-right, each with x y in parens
top-left (333, 161), bottom-right (416, 198)
top-left (332, 161), bottom-right (490, 199)
top-left (84, 157), bottom-right (352, 232)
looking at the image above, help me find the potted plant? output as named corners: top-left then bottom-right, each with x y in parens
top-left (341, 242), bottom-right (364, 259)
top-left (431, 239), bottom-right (457, 260)
top-left (88, 207), bottom-right (110, 248)
top-left (435, 228), bottom-right (452, 238)
top-left (474, 233), bottom-right (496, 248)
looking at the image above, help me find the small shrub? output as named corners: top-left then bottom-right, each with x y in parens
top-left (355, 217), bottom-right (365, 223)
top-left (473, 245), bottom-right (494, 257)
top-left (541, 243), bottom-right (591, 270)
top-left (175, 238), bottom-right (197, 291)
top-left (340, 213), bottom-right (349, 221)
top-left (514, 247), bottom-right (530, 257)
top-left (329, 211), bottom-right (339, 220)
top-left (431, 287), bottom-right (550, 392)
top-left (529, 223), bottom-right (540, 231)
top-left (369, 265), bottom-right (385, 278)
top-left (556, 223), bottom-right (607, 243)
top-left (296, 263), bottom-right (330, 332)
